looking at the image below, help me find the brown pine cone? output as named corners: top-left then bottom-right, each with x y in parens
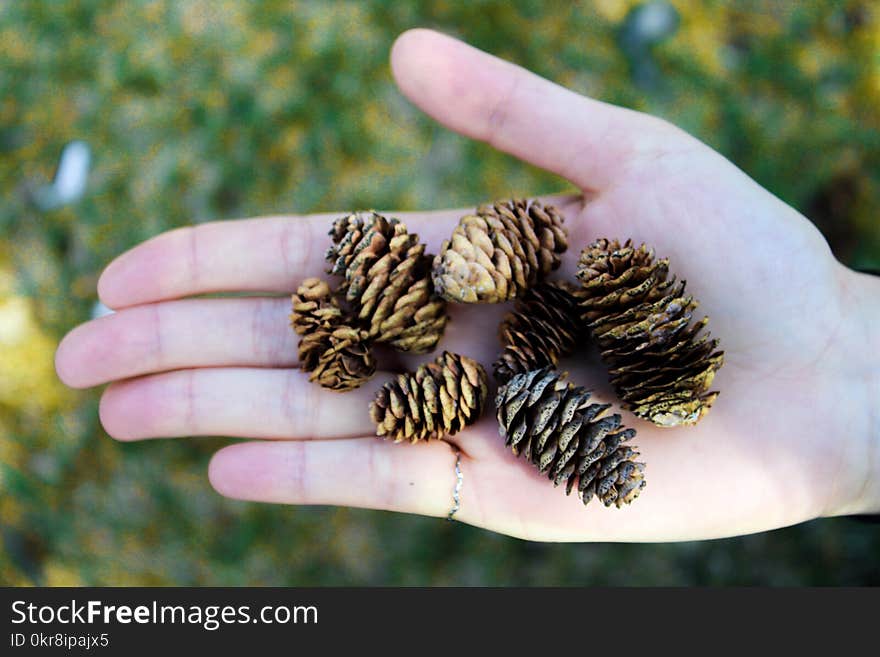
top-left (290, 278), bottom-right (376, 391)
top-left (290, 278), bottom-right (344, 336)
top-left (577, 238), bottom-right (724, 427)
top-left (306, 326), bottom-right (376, 392)
top-left (370, 351), bottom-right (489, 443)
top-left (496, 367), bottom-right (645, 508)
top-left (290, 277), bottom-right (344, 369)
top-left (432, 199), bottom-right (568, 304)
top-left (493, 281), bottom-right (583, 385)
top-left (326, 211), bottom-right (447, 353)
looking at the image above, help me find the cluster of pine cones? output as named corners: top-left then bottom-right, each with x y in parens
top-left (290, 199), bottom-right (724, 510)
top-left (289, 210), bottom-right (489, 442)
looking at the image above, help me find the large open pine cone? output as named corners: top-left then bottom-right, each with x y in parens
top-left (577, 238), bottom-right (723, 427)
top-left (326, 211), bottom-right (447, 353)
top-left (493, 281), bottom-right (583, 385)
top-left (370, 352), bottom-right (489, 443)
top-left (290, 278), bottom-right (376, 391)
top-left (496, 368), bottom-right (645, 508)
top-left (432, 199), bottom-right (568, 304)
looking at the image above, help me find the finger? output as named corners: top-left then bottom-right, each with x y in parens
top-left (391, 29), bottom-right (670, 191)
top-left (96, 209), bottom-right (456, 309)
top-left (208, 438), bottom-right (460, 519)
top-left (98, 368), bottom-right (385, 441)
top-left (97, 195), bottom-right (581, 308)
top-left (56, 297), bottom-right (296, 389)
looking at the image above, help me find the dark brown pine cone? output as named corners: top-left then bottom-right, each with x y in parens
top-left (577, 238), bottom-right (723, 426)
top-left (496, 367), bottom-right (645, 508)
top-left (290, 277), bottom-right (375, 391)
top-left (326, 211), bottom-right (447, 353)
top-left (432, 199), bottom-right (568, 304)
top-left (493, 281), bottom-right (583, 385)
top-left (370, 351), bottom-right (489, 443)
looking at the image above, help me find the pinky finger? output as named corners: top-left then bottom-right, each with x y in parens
top-left (208, 438), bottom-right (461, 519)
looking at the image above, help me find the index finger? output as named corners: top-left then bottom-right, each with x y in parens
top-left (97, 196), bottom-right (582, 308)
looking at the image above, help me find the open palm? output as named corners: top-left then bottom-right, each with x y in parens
top-left (55, 29), bottom-right (878, 541)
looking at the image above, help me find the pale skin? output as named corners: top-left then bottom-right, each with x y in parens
top-left (55, 29), bottom-right (880, 541)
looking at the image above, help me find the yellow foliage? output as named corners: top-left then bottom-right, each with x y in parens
top-left (667, 1), bottom-right (728, 75)
top-left (0, 26), bottom-right (29, 63)
top-left (593, 0), bottom-right (638, 23)
top-left (43, 561), bottom-right (83, 587)
top-left (0, 266), bottom-right (67, 414)
top-left (0, 490), bottom-right (24, 525)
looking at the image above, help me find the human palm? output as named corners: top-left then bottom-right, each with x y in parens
top-left (56, 29), bottom-right (878, 541)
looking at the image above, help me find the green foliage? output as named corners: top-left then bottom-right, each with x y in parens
top-left (1, 0), bottom-right (878, 585)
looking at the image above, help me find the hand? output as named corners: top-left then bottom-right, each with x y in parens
top-left (55, 29), bottom-right (880, 541)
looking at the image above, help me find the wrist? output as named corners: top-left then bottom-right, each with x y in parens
top-left (834, 267), bottom-right (880, 516)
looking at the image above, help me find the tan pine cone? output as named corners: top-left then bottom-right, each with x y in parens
top-left (577, 238), bottom-right (724, 427)
top-left (290, 277), bottom-right (344, 370)
top-left (290, 278), bottom-right (376, 391)
top-left (290, 278), bottom-right (344, 335)
top-left (496, 368), bottom-right (645, 508)
top-left (432, 199), bottom-right (568, 304)
top-left (493, 281), bottom-right (583, 385)
top-left (370, 351), bottom-right (489, 443)
top-left (325, 211), bottom-right (447, 353)
top-left (306, 326), bottom-right (377, 392)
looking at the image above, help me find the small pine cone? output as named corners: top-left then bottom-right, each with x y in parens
top-left (370, 352), bottom-right (489, 443)
top-left (325, 211), bottom-right (447, 353)
top-left (495, 368), bottom-right (645, 508)
top-left (290, 278), bottom-right (375, 391)
top-left (577, 239), bottom-right (724, 427)
top-left (432, 199), bottom-right (568, 304)
top-left (493, 281), bottom-right (583, 385)
top-left (290, 277), bottom-right (345, 336)
top-left (307, 326), bottom-right (377, 392)
top-left (290, 277), bottom-right (345, 370)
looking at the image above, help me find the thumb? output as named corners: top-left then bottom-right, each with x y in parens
top-left (390, 28), bottom-right (668, 192)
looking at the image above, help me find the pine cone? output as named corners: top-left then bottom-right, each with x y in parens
top-left (496, 368), bottom-right (645, 508)
top-left (577, 238), bottom-right (724, 427)
top-left (493, 281), bottom-right (583, 385)
top-left (432, 199), bottom-right (568, 304)
top-left (370, 352), bottom-right (489, 443)
top-left (290, 278), bottom-right (344, 335)
top-left (290, 278), bottom-right (376, 391)
top-left (326, 211), bottom-right (447, 353)
top-left (306, 326), bottom-right (377, 392)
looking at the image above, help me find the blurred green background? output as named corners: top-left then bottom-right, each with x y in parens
top-left (2, 0), bottom-right (879, 586)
